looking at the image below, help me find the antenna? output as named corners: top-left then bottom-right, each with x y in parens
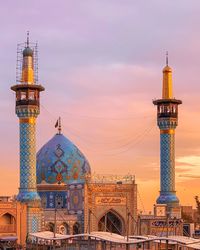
top-left (166, 51), bottom-right (168, 66)
top-left (27, 31), bottom-right (30, 47)
top-left (58, 117), bottom-right (61, 134)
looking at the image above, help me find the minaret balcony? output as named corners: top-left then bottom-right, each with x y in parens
top-left (16, 99), bottom-right (39, 107)
top-left (157, 112), bottom-right (178, 119)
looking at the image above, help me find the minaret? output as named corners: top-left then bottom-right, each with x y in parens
top-left (153, 54), bottom-right (182, 211)
top-left (11, 33), bottom-right (44, 233)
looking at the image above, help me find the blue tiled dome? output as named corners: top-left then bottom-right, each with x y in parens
top-left (36, 134), bottom-right (91, 184)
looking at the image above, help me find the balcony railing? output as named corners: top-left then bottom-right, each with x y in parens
top-left (16, 99), bottom-right (39, 106)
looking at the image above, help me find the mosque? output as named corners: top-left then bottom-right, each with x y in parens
top-left (0, 36), bottom-right (137, 246)
top-left (0, 34), bottom-right (186, 248)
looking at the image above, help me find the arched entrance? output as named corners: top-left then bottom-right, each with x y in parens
top-left (46, 222), bottom-right (54, 232)
top-left (98, 211), bottom-right (124, 235)
top-left (59, 223), bottom-right (70, 235)
top-left (73, 222), bottom-right (81, 234)
top-left (0, 213), bottom-right (16, 233)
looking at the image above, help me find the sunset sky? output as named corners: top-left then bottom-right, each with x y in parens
top-left (1, 0), bottom-right (200, 211)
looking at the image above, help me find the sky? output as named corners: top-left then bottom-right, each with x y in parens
top-left (0, 0), bottom-right (200, 211)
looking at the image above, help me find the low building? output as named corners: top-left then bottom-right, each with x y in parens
top-left (0, 197), bottom-right (27, 246)
top-left (139, 205), bottom-right (183, 236)
top-left (84, 174), bottom-right (137, 235)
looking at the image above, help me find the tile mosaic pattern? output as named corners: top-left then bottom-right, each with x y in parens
top-left (31, 216), bottom-right (38, 233)
top-left (36, 134), bottom-right (91, 185)
top-left (17, 122), bottom-right (40, 202)
top-left (157, 131), bottom-right (179, 205)
top-left (16, 107), bottom-right (42, 233)
top-left (16, 107), bottom-right (39, 118)
top-left (160, 133), bottom-right (175, 192)
top-left (67, 184), bottom-right (84, 214)
top-left (27, 208), bottom-right (41, 233)
top-left (38, 191), bottom-right (67, 209)
top-left (158, 119), bottom-right (177, 130)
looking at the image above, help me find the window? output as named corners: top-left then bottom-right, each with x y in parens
top-left (29, 91), bottom-right (35, 100)
top-left (20, 92), bottom-right (26, 100)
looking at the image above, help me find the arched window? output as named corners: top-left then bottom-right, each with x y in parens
top-left (0, 213), bottom-right (14, 224)
top-left (98, 210), bottom-right (124, 235)
top-left (59, 223), bottom-right (70, 235)
top-left (0, 213), bottom-right (16, 233)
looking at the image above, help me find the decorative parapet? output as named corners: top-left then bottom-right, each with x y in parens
top-left (86, 173), bottom-right (135, 184)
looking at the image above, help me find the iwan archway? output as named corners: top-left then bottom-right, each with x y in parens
top-left (98, 210), bottom-right (124, 235)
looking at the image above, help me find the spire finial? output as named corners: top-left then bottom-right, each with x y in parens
top-left (27, 31), bottom-right (30, 47)
top-left (58, 117), bottom-right (61, 134)
top-left (166, 51), bottom-right (168, 66)
top-left (55, 117), bottom-right (62, 134)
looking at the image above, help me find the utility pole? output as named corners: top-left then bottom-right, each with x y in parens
top-left (88, 209), bottom-right (91, 250)
top-left (88, 209), bottom-right (91, 234)
top-left (104, 213), bottom-right (107, 232)
top-left (166, 212), bottom-right (170, 250)
top-left (53, 207), bottom-right (57, 250)
top-left (126, 212), bottom-right (130, 250)
top-left (127, 212), bottom-right (130, 241)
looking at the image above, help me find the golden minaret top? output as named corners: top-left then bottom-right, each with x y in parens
top-left (162, 52), bottom-right (173, 99)
top-left (21, 31), bottom-right (34, 84)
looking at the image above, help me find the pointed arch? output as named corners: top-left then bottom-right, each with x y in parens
top-left (59, 223), bottom-right (70, 235)
top-left (45, 222), bottom-right (54, 232)
top-left (73, 222), bottom-right (81, 234)
top-left (0, 211), bottom-right (16, 219)
top-left (0, 213), bottom-right (16, 225)
top-left (0, 213), bottom-right (16, 233)
top-left (98, 209), bottom-right (125, 235)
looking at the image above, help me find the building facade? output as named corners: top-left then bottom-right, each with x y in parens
top-left (84, 174), bottom-right (137, 235)
top-left (36, 131), bottom-right (137, 236)
top-left (0, 198), bottom-right (27, 246)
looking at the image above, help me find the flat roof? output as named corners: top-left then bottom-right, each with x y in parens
top-left (28, 231), bottom-right (200, 248)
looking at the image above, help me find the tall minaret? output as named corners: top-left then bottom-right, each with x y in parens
top-left (153, 54), bottom-right (182, 212)
top-left (11, 33), bottom-right (45, 233)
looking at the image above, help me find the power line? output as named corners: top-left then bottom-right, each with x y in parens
top-left (137, 188), bottom-right (146, 214)
top-left (40, 104), bottom-right (156, 156)
top-left (61, 111), bottom-right (153, 121)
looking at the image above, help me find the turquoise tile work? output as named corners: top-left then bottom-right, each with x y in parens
top-left (17, 121), bottom-right (40, 202)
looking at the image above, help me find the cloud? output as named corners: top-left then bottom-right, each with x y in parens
top-left (1, 0), bottom-right (200, 211)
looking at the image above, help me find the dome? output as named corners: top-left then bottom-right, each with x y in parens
top-left (36, 134), bottom-right (91, 185)
top-left (23, 46), bottom-right (33, 57)
top-left (162, 65), bottom-right (172, 73)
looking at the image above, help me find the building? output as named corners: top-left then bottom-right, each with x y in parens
top-left (0, 35), bottom-right (137, 246)
top-left (0, 198), bottom-right (27, 246)
top-left (36, 125), bottom-right (137, 235)
top-left (0, 36), bottom-right (186, 247)
top-left (84, 174), bottom-right (137, 235)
